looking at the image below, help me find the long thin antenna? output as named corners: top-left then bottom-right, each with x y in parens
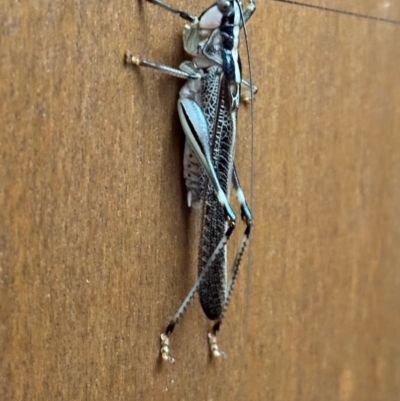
top-left (236, 0), bottom-right (255, 384)
top-left (237, 1), bottom-right (255, 214)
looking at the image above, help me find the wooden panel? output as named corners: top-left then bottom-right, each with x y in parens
top-left (273, 0), bottom-right (400, 21)
top-left (1, 1), bottom-right (399, 400)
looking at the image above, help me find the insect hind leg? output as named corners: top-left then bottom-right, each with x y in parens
top-left (207, 166), bottom-right (253, 358)
top-left (160, 219), bottom-right (236, 363)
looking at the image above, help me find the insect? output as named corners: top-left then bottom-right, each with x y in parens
top-left (126, 0), bottom-right (257, 362)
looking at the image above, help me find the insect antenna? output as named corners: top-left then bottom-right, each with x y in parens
top-left (235, 0), bottom-right (255, 353)
top-left (237, 0), bottom-right (255, 215)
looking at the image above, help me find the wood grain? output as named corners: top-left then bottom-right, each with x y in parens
top-left (1, 1), bottom-right (399, 400)
top-left (293, 0), bottom-right (400, 20)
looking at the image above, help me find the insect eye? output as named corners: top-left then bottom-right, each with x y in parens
top-left (217, 0), bottom-right (232, 15)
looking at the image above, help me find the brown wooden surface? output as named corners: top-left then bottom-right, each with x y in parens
top-left (1, 1), bottom-right (400, 400)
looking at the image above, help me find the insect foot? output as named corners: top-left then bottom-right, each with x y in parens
top-left (160, 333), bottom-right (175, 363)
top-left (125, 51), bottom-right (141, 66)
top-left (208, 332), bottom-right (227, 359)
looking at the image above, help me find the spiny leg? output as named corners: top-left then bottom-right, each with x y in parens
top-left (160, 219), bottom-right (236, 363)
top-left (208, 165), bottom-right (253, 358)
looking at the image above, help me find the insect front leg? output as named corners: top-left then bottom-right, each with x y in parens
top-left (241, 78), bottom-right (258, 103)
top-left (126, 52), bottom-right (200, 80)
top-left (208, 165), bottom-right (253, 357)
